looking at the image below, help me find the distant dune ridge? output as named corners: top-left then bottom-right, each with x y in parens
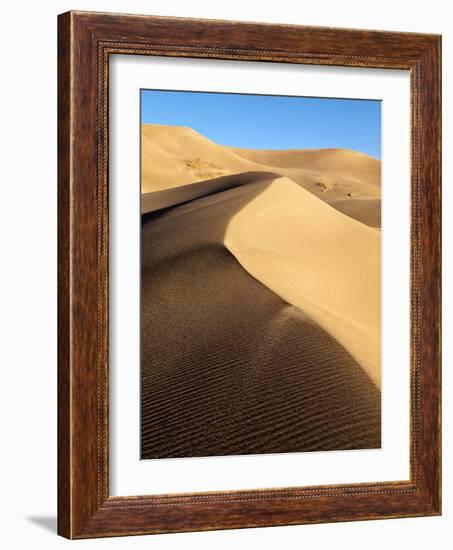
top-left (140, 124), bottom-right (381, 459)
top-left (142, 124), bottom-right (381, 227)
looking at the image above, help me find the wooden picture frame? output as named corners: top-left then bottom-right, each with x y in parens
top-left (58, 10), bottom-right (441, 539)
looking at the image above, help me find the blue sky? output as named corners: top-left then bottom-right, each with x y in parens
top-left (141, 89), bottom-right (381, 159)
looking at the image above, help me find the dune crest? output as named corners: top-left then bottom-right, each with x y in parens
top-left (141, 169), bottom-right (380, 387)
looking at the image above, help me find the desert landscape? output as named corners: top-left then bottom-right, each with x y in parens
top-left (140, 122), bottom-right (381, 459)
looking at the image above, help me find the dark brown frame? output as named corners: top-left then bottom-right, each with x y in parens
top-left (58, 10), bottom-right (441, 539)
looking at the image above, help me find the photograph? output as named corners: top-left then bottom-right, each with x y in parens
top-left (46, 6), bottom-right (441, 541)
top-left (140, 90), bottom-right (382, 459)
top-left (0, 0), bottom-right (446, 544)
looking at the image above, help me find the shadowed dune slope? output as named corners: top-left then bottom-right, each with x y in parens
top-left (333, 198), bottom-right (381, 228)
top-left (141, 173), bottom-right (381, 459)
top-left (141, 171), bottom-right (278, 214)
top-left (142, 124), bottom-right (381, 227)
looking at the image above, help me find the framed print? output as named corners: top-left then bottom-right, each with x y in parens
top-left (57, 11), bottom-right (441, 538)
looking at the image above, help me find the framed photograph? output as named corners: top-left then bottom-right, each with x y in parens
top-left (58, 11), bottom-right (441, 539)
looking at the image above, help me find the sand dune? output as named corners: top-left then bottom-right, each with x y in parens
top-left (140, 125), bottom-right (381, 458)
top-left (230, 146), bottom-right (381, 186)
top-left (141, 124), bottom-right (256, 192)
top-left (141, 172), bottom-right (380, 458)
top-left (142, 124), bottom-right (381, 227)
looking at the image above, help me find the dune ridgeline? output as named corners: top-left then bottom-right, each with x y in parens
top-left (140, 124), bottom-right (381, 460)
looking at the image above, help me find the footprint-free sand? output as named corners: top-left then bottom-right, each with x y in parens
top-left (140, 125), bottom-right (381, 459)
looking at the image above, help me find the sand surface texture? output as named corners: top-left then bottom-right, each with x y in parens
top-left (141, 125), bottom-right (381, 459)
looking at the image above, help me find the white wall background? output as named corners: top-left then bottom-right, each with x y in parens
top-left (0, 1), bottom-right (450, 548)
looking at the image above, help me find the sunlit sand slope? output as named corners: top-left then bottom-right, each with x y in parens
top-left (141, 124), bottom-right (256, 191)
top-left (230, 146), bottom-right (381, 228)
top-left (224, 176), bottom-right (381, 387)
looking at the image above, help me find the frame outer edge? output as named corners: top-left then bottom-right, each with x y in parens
top-left (435, 35), bottom-right (442, 515)
top-left (410, 36), bottom-right (442, 515)
top-left (423, 35), bottom-right (442, 514)
top-left (57, 11), bottom-right (73, 539)
top-left (57, 10), bottom-right (442, 538)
